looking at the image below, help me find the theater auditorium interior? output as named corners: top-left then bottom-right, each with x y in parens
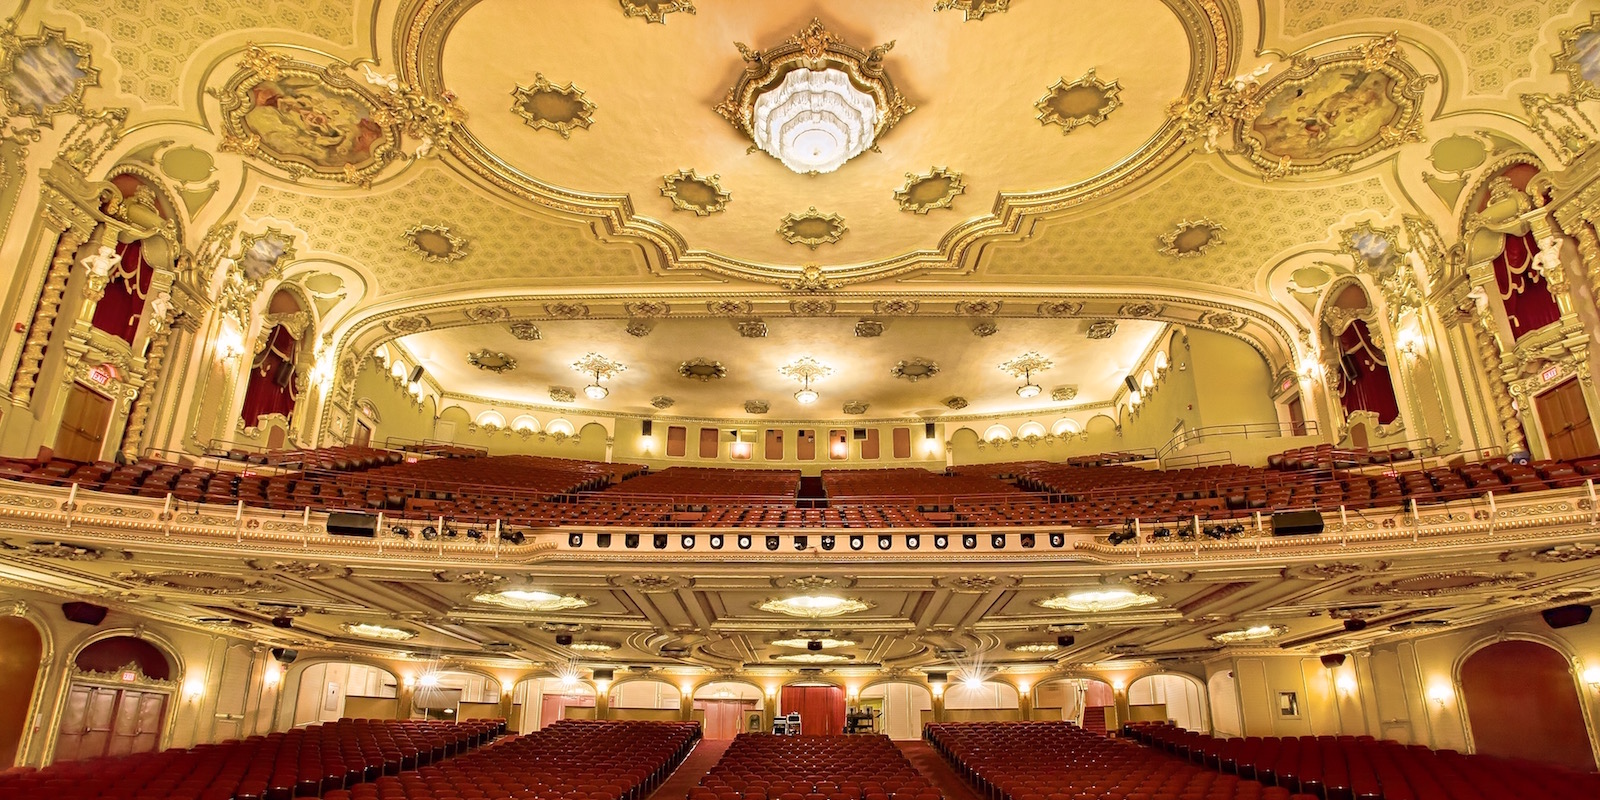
top-left (4, 0), bottom-right (1600, 798)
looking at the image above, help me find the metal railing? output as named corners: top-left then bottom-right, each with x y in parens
top-left (1155, 421), bottom-right (1321, 459)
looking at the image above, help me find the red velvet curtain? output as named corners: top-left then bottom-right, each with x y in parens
top-left (240, 324), bottom-right (299, 427)
top-left (779, 685), bottom-right (845, 736)
top-left (1334, 319), bottom-right (1400, 425)
top-left (1495, 232), bottom-right (1562, 341)
top-left (89, 240), bottom-right (152, 345)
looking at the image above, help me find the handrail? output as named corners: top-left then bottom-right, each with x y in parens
top-left (1155, 421), bottom-right (1321, 459)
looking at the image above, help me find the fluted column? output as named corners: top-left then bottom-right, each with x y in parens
top-left (11, 229), bottom-right (86, 404)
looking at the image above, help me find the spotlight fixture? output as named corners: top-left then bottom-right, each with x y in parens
top-left (572, 352), bottom-right (625, 401)
top-left (766, 535), bottom-right (780, 551)
top-left (390, 525), bottom-right (412, 539)
top-left (567, 532), bottom-right (583, 547)
top-left (878, 535), bottom-right (892, 551)
top-left (738, 534), bottom-right (753, 549)
top-left (709, 534), bottom-right (725, 549)
top-left (794, 535), bottom-right (808, 551)
top-left (681, 534), bottom-right (696, 550)
top-left (933, 534), bottom-right (949, 550)
top-left (906, 534), bottom-right (920, 550)
top-left (420, 526), bottom-right (438, 541)
top-left (1108, 521), bottom-right (1138, 545)
top-left (596, 533), bottom-right (612, 548)
top-left (999, 352), bottom-right (1053, 399)
top-left (962, 534), bottom-right (977, 549)
top-left (781, 357), bottom-right (834, 405)
top-left (850, 535), bottom-right (865, 551)
top-left (991, 534), bottom-right (1006, 549)
top-left (821, 535), bottom-right (836, 551)
top-left (1049, 532), bottom-right (1065, 547)
top-left (625, 533), bottom-right (640, 548)
top-left (654, 534), bottom-right (669, 549)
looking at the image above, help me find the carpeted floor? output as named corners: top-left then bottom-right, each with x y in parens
top-left (897, 740), bottom-right (985, 800)
top-left (647, 738), bottom-right (733, 800)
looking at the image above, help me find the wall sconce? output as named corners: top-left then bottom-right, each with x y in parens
top-left (215, 320), bottom-right (245, 361)
top-left (184, 677), bottom-right (205, 701)
top-left (1426, 682), bottom-right (1452, 708)
top-left (1016, 681), bottom-right (1030, 696)
top-left (1297, 356), bottom-right (1322, 382)
top-left (403, 674), bottom-right (417, 689)
top-left (1335, 674), bottom-right (1358, 696)
top-left (1395, 327), bottom-right (1422, 359)
top-left (420, 673), bottom-right (441, 688)
top-left (1111, 678), bottom-right (1127, 694)
top-left (263, 664), bottom-right (281, 688)
top-left (1582, 666), bottom-right (1600, 692)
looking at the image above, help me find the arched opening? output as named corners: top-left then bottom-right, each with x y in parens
top-left (942, 679), bottom-right (1021, 723)
top-left (241, 289), bottom-right (310, 430)
top-left (1035, 677), bottom-right (1116, 734)
top-left (1460, 640), bottom-right (1596, 771)
top-left (90, 174), bottom-right (176, 345)
top-left (1128, 673), bottom-right (1207, 732)
top-left (289, 661), bottom-right (397, 726)
top-left (1475, 163), bottom-right (1561, 342)
top-left (779, 681), bottom-right (846, 735)
top-left (608, 679), bottom-right (682, 722)
top-left (0, 617), bottom-right (43, 765)
top-left (1322, 283), bottom-right (1400, 427)
top-left (692, 682), bottom-right (764, 739)
top-left (510, 677), bottom-right (593, 734)
top-left (414, 670), bottom-right (500, 722)
top-left (859, 681), bottom-right (932, 740)
top-left (1207, 670), bottom-right (1242, 738)
top-left (56, 635), bottom-right (174, 762)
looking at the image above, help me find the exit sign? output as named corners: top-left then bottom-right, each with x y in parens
top-left (1541, 364), bottom-right (1562, 383)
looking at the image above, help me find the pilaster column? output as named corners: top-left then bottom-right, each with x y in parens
top-left (11, 229), bottom-right (86, 405)
top-left (120, 310), bottom-right (175, 460)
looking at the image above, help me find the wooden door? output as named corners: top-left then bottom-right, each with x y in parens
top-left (1536, 378), bottom-right (1599, 461)
top-left (55, 384), bottom-right (113, 462)
top-left (1287, 396), bottom-right (1307, 436)
top-left (354, 420), bottom-right (372, 448)
top-left (54, 684), bottom-right (166, 762)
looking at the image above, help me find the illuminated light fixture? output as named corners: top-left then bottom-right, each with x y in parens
top-left (716, 18), bottom-right (913, 175)
top-left (473, 588), bottom-right (593, 611)
top-left (184, 677), bottom-right (205, 699)
top-left (1335, 674), bottom-right (1358, 695)
top-left (1426, 682), bottom-right (1452, 707)
top-left (1211, 624), bottom-right (1288, 644)
top-left (774, 653), bottom-right (852, 664)
top-left (831, 440), bottom-right (849, 458)
top-left (418, 673), bottom-right (440, 688)
top-left (1035, 588), bottom-right (1159, 613)
top-left (263, 664), bottom-right (281, 687)
top-left (560, 672), bottom-right (578, 687)
top-left (1584, 665), bottom-right (1600, 690)
top-left (571, 352), bottom-right (625, 400)
top-left (999, 352), bottom-right (1053, 399)
top-left (340, 622), bottom-right (419, 641)
top-left (569, 641), bottom-right (616, 653)
top-left (215, 319), bottom-right (245, 361)
top-left (1009, 641), bottom-right (1062, 654)
top-left (781, 356), bottom-right (833, 405)
top-left (757, 594), bottom-right (873, 618)
top-left (962, 674), bottom-right (985, 690)
top-left (772, 637), bottom-right (857, 649)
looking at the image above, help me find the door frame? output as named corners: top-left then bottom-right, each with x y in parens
top-left (54, 381), bottom-right (116, 463)
top-left (1531, 376), bottom-right (1600, 461)
top-left (51, 677), bottom-right (174, 762)
top-left (44, 630), bottom-right (184, 765)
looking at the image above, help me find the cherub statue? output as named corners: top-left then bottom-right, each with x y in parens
top-left (81, 245), bottom-right (122, 279)
top-left (360, 63), bottom-right (401, 93)
top-left (1529, 235), bottom-right (1568, 280)
top-left (149, 291), bottom-right (174, 322)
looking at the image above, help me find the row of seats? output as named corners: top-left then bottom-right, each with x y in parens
top-left (821, 468), bottom-right (1027, 501)
top-left (690, 734), bottom-right (942, 800)
top-left (1123, 722), bottom-right (1600, 800)
top-left (927, 721), bottom-right (1313, 800)
top-left (0, 718), bottom-right (501, 800)
top-left (324, 720), bottom-right (700, 800)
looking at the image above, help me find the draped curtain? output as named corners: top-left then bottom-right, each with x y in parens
top-left (89, 240), bottom-right (153, 345)
top-left (240, 323), bottom-right (299, 427)
top-left (1495, 231), bottom-right (1562, 341)
top-left (779, 685), bottom-right (845, 736)
top-left (1333, 318), bottom-right (1400, 425)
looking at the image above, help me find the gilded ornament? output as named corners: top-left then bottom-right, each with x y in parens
top-left (651, 395), bottom-right (676, 409)
top-left (736, 320), bottom-right (768, 338)
top-left (464, 305), bottom-right (510, 323)
top-left (679, 358), bottom-right (727, 381)
top-left (1051, 386), bottom-right (1079, 401)
top-left (855, 319), bottom-right (885, 338)
top-left (508, 320), bottom-right (542, 340)
top-left (1036, 69), bottom-right (1123, 135)
top-left (779, 207), bottom-right (848, 249)
top-left (1086, 320), bottom-right (1118, 340)
top-left (626, 319), bottom-right (654, 337)
top-left (1158, 220), bottom-right (1224, 258)
top-left (955, 300), bottom-right (1002, 316)
top-left (944, 396), bottom-right (970, 410)
top-left (510, 74), bottom-right (596, 138)
top-left (874, 299), bottom-right (919, 316)
top-left (709, 300), bottom-right (754, 316)
top-left (934, 0), bottom-right (1011, 21)
top-left (617, 0), bottom-right (696, 24)
top-left (744, 400), bottom-right (770, 414)
top-left (791, 299), bottom-right (837, 316)
top-left (1037, 301), bottom-right (1084, 317)
top-left (404, 224), bottom-right (468, 262)
top-left (660, 169), bottom-right (730, 216)
top-left (0, 24), bottom-right (99, 126)
top-left (1120, 302), bottom-right (1163, 318)
top-left (971, 321), bottom-right (998, 337)
top-left (467, 349), bottom-right (517, 374)
top-left (890, 357), bottom-right (941, 382)
top-left (842, 401), bottom-right (869, 415)
top-left (544, 303), bottom-right (590, 318)
top-left (548, 387), bottom-right (576, 403)
top-left (895, 167), bottom-right (966, 214)
top-left (625, 301), bottom-right (671, 318)
top-left (784, 265), bottom-right (839, 292)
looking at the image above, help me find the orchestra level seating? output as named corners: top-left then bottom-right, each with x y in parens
top-left (690, 734), bottom-right (943, 800)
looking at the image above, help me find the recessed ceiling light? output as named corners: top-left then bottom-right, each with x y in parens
top-left (757, 595), bottom-right (872, 618)
top-left (771, 637), bottom-right (856, 649)
top-left (1035, 588), bottom-right (1159, 613)
top-left (473, 589), bottom-right (593, 611)
top-left (1009, 641), bottom-right (1061, 653)
top-left (772, 653), bottom-right (852, 664)
top-left (569, 641), bottom-right (616, 652)
top-left (340, 622), bottom-right (418, 641)
top-left (1211, 624), bottom-right (1287, 644)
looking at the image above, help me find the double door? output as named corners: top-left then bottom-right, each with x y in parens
top-left (54, 683), bottom-right (166, 762)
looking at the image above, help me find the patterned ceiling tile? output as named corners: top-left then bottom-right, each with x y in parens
top-left (245, 164), bottom-right (645, 296)
top-left (51, 0), bottom-right (357, 105)
top-left (1280, 0), bottom-right (1578, 94)
top-left (985, 160), bottom-right (1393, 290)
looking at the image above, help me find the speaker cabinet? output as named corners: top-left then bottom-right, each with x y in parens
top-left (1124, 375), bottom-right (1140, 392)
top-left (1319, 653), bottom-right (1347, 668)
top-left (61, 602), bottom-right (108, 625)
top-left (327, 512), bottom-right (378, 537)
top-left (1342, 619), bottom-right (1368, 632)
top-left (407, 365), bottom-right (424, 383)
top-left (270, 647), bottom-right (298, 664)
top-left (1271, 510), bottom-right (1325, 536)
top-left (1542, 604), bottom-right (1593, 629)
top-left (924, 422), bottom-right (936, 438)
top-left (642, 419), bottom-right (653, 436)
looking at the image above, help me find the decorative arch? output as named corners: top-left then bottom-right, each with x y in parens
top-left (0, 609), bottom-right (48, 767)
top-left (1463, 157), bottom-right (1563, 342)
top-left (1033, 674), bottom-right (1117, 725)
top-left (1317, 278), bottom-right (1401, 432)
top-left (240, 286), bottom-right (315, 432)
top-left (280, 657), bottom-right (401, 728)
top-left (1128, 671), bottom-right (1209, 732)
top-left (858, 679), bottom-right (933, 740)
top-left (1454, 634), bottom-right (1598, 772)
top-left (53, 629), bottom-right (185, 763)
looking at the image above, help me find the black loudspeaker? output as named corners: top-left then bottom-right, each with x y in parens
top-left (1272, 510), bottom-right (1325, 536)
top-left (1124, 375), bottom-right (1140, 392)
top-left (1320, 653), bottom-right (1348, 668)
top-left (327, 512), bottom-right (378, 537)
top-left (642, 420), bottom-right (653, 436)
top-left (556, 634), bottom-right (573, 646)
top-left (1542, 604), bottom-right (1593, 629)
top-left (592, 668), bottom-right (614, 682)
top-left (273, 360), bottom-right (295, 388)
top-left (924, 422), bottom-right (936, 438)
top-left (61, 602), bottom-right (108, 626)
top-left (270, 648), bottom-right (298, 664)
top-left (407, 365), bottom-right (424, 383)
top-left (925, 671), bottom-right (947, 685)
top-left (808, 640), bottom-right (823, 651)
top-left (271, 616), bottom-right (294, 629)
top-left (853, 428), bottom-right (867, 440)
top-left (1057, 635), bottom-right (1075, 648)
top-left (1343, 619), bottom-right (1368, 632)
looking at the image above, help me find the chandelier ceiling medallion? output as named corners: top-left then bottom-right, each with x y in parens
top-left (571, 352), bottom-right (626, 400)
top-left (999, 351), bottom-right (1054, 398)
top-left (779, 356), bottom-right (835, 405)
top-left (715, 18), bottom-right (915, 174)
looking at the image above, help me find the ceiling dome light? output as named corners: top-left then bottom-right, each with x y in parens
top-left (1211, 624), bottom-right (1288, 644)
top-left (795, 388), bottom-right (818, 404)
top-left (584, 383), bottom-right (609, 400)
top-left (1035, 588), bottom-right (1160, 613)
top-left (757, 594), bottom-right (873, 618)
top-left (473, 588), bottom-right (593, 611)
top-left (1017, 382), bottom-right (1042, 398)
top-left (340, 622), bottom-right (418, 641)
top-left (753, 68), bottom-right (878, 174)
top-left (772, 637), bottom-right (857, 649)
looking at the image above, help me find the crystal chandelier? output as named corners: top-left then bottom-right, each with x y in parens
top-left (999, 352), bottom-right (1054, 398)
top-left (753, 68), bottom-right (878, 174)
top-left (571, 353), bottom-right (625, 400)
top-left (715, 18), bottom-right (914, 175)
top-left (780, 356), bottom-right (834, 404)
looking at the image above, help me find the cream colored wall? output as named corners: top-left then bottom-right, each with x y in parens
top-left (1129, 674), bottom-right (1206, 731)
top-left (1188, 331), bottom-right (1279, 431)
top-left (1120, 339), bottom-right (1201, 451)
top-left (860, 683), bottom-right (932, 740)
top-left (355, 361), bottom-right (439, 446)
top-left (610, 680), bottom-right (680, 709)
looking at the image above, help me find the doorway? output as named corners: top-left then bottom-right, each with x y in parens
top-left (55, 383), bottom-right (113, 462)
top-left (693, 682), bottom-right (763, 739)
top-left (54, 684), bottom-right (167, 761)
top-left (1535, 378), bottom-right (1599, 460)
top-left (1460, 640), bottom-right (1596, 771)
top-left (354, 420), bottom-right (372, 448)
